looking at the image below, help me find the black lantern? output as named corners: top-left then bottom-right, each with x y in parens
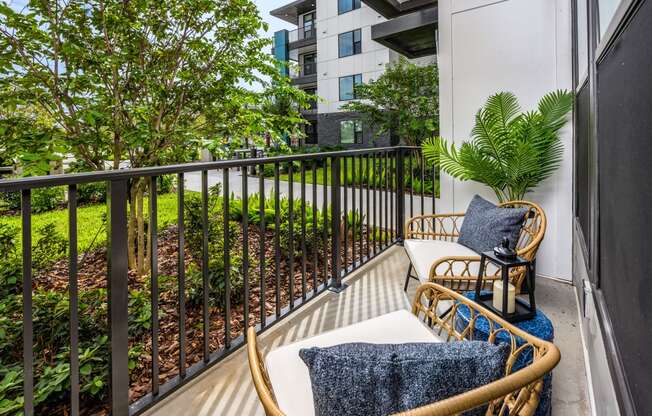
top-left (474, 238), bottom-right (536, 323)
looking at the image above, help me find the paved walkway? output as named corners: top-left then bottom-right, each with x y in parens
top-left (184, 169), bottom-right (437, 227)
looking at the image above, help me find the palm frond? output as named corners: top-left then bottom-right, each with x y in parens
top-left (422, 90), bottom-right (571, 201)
top-left (538, 90), bottom-right (573, 132)
top-left (484, 92), bottom-right (520, 129)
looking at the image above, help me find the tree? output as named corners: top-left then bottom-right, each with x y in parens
top-left (0, 0), bottom-right (307, 274)
top-left (422, 91), bottom-right (572, 202)
top-left (0, 104), bottom-right (63, 174)
top-left (342, 57), bottom-right (439, 146)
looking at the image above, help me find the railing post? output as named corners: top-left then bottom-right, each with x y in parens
top-left (330, 156), bottom-right (346, 292)
top-left (396, 148), bottom-right (406, 245)
top-left (107, 180), bottom-right (130, 416)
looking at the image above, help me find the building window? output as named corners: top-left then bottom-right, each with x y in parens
top-left (305, 120), bottom-right (318, 144)
top-left (340, 120), bottom-right (363, 144)
top-left (302, 53), bottom-right (317, 76)
top-left (339, 29), bottom-right (362, 57)
top-left (339, 74), bottom-right (362, 101)
top-left (304, 87), bottom-right (317, 110)
top-left (302, 12), bottom-right (315, 39)
top-left (598, 0), bottom-right (623, 39)
top-left (338, 0), bottom-right (361, 14)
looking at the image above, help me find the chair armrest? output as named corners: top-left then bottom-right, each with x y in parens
top-left (428, 256), bottom-right (500, 293)
top-left (397, 283), bottom-right (561, 416)
top-left (405, 213), bottom-right (465, 241)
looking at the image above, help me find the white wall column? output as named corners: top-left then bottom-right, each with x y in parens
top-left (437, 0), bottom-right (573, 280)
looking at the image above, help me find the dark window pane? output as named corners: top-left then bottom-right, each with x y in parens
top-left (305, 121), bottom-right (318, 144)
top-left (353, 29), bottom-right (362, 54)
top-left (339, 76), bottom-right (354, 101)
top-left (339, 0), bottom-right (360, 14)
top-left (354, 74), bottom-right (362, 98)
top-left (338, 0), bottom-right (350, 14)
top-left (340, 121), bottom-right (355, 144)
top-left (340, 74), bottom-right (362, 101)
top-left (354, 121), bottom-right (363, 143)
top-left (339, 32), bottom-right (354, 57)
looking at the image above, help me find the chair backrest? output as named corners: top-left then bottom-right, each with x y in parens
top-left (498, 201), bottom-right (546, 260)
top-left (247, 281), bottom-right (560, 416)
top-left (247, 327), bottom-right (285, 416)
top-left (402, 283), bottom-right (560, 416)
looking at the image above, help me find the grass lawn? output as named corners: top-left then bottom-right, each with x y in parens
top-left (0, 193), bottom-right (180, 255)
top-left (278, 157), bottom-right (368, 186)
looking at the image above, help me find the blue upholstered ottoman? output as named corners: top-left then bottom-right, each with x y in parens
top-left (455, 292), bottom-right (554, 416)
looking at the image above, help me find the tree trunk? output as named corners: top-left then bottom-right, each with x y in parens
top-left (137, 183), bottom-right (146, 276)
top-left (128, 184), bottom-right (137, 270)
top-left (127, 179), bottom-right (150, 276)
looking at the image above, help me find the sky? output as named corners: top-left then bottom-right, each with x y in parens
top-left (255, 0), bottom-right (295, 42)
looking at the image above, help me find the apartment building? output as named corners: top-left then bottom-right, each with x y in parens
top-left (271, 0), bottom-right (437, 147)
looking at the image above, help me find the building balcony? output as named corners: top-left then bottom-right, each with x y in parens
top-left (362, 0), bottom-right (436, 19)
top-left (270, 0), bottom-right (316, 25)
top-left (288, 25), bottom-right (317, 49)
top-left (0, 147), bottom-right (590, 415)
top-left (290, 62), bottom-right (317, 85)
top-left (371, 7), bottom-right (438, 59)
top-left (145, 246), bottom-right (589, 416)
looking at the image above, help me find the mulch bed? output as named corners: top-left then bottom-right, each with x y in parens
top-left (29, 223), bottom-right (384, 415)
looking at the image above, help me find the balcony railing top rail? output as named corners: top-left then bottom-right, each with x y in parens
top-left (0, 145), bottom-right (436, 416)
top-left (0, 147), bottom-right (419, 192)
top-left (288, 24), bottom-right (317, 43)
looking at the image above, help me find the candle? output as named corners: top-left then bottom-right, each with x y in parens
top-left (493, 280), bottom-right (516, 314)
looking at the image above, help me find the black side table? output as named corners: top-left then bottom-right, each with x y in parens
top-left (474, 251), bottom-right (536, 323)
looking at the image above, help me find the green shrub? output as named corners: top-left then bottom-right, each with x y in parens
top-left (31, 187), bottom-right (65, 213)
top-left (158, 175), bottom-right (176, 194)
top-left (0, 191), bottom-right (21, 211)
top-left (78, 182), bottom-right (107, 204)
top-left (343, 210), bottom-right (365, 236)
top-left (184, 192), bottom-right (242, 309)
top-left (0, 223), bottom-right (21, 297)
top-left (0, 288), bottom-right (112, 414)
top-left (32, 223), bottom-right (68, 271)
top-left (262, 164), bottom-right (275, 177)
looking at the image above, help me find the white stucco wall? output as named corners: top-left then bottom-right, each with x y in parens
top-left (437, 0), bottom-right (573, 280)
top-left (315, 2), bottom-right (390, 113)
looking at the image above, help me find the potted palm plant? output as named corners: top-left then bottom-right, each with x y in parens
top-left (422, 91), bottom-right (572, 203)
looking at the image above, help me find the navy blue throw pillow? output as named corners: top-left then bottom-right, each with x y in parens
top-left (299, 341), bottom-right (510, 416)
top-left (457, 195), bottom-right (529, 253)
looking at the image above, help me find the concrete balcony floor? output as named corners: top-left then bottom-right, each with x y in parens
top-left (145, 246), bottom-right (591, 416)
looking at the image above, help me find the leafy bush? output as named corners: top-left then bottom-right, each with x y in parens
top-left (158, 175), bottom-right (176, 194)
top-left (0, 223), bottom-right (21, 297)
top-left (32, 223), bottom-right (68, 271)
top-left (184, 192), bottom-right (242, 309)
top-left (0, 187), bottom-right (64, 213)
top-left (0, 288), bottom-right (112, 414)
top-left (343, 210), bottom-right (365, 236)
top-left (31, 187), bottom-right (65, 213)
top-left (0, 191), bottom-right (21, 211)
top-left (78, 182), bottom-right (107, 204)
top-left (262, 164), bottom-right (275, 177)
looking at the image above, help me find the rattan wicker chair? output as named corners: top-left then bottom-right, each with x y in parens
top-left (403, 201), bottom-right (546, 294)
top-left (247, 282), bottom-right (560, 416)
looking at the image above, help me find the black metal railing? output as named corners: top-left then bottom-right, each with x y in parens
top-left (0, 146), bottom-right (438, 416)
top-left (288, 24), bottom-right (317, 44)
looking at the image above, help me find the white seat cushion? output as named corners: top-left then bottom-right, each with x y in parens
top-left (404, 239), bottom-right (480, 282)
top-left (265, 310), bottom-right (443, 416)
